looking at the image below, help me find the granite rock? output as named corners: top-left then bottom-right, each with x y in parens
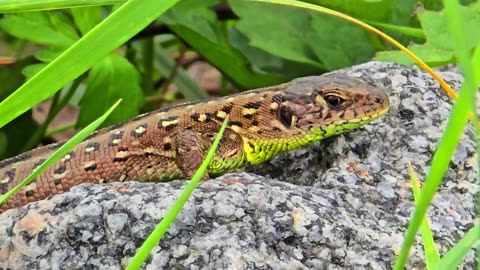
top-left (0, 62), bottom-right (476, 270)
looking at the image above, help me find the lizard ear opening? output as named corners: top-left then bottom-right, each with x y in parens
top-left (278, 106), bottom-right (296, 128)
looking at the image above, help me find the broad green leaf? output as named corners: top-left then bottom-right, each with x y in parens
top-left (375, 44), bottom-right (454, 66)
top-left (161, 0), bottom-right (219, 43)
top-left (35, 47), bottom-right (66, 62)
top-left (22, 64), bottom-right (48, 80)
top-left (161, 0), bottom-right (284, 88)
top-left (232, 0), bottom-right (376, 71)
top-left (78, 54), bottom-right (143, 127)
top-left (0, 12), bottom-right (76, 47)
top-left (420, 3), bottom-right (480, 51)
top-left (48, 11), bottom-right (80, 41)
top-left (308, 14), bottom-right (376, 70)
top-left (231, 0), bottom-right (322, 67)
top-left (307, 0), bottom-right (394, 21)
top-left (375, 2), bottom-right (480, 66)
top-left (71, 6), bottom-right (102, 35)
top-left (229, 28), bottom-right (319, 79)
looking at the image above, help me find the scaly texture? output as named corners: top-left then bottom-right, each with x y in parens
top-left (0, 74), bottom-right (389, 212)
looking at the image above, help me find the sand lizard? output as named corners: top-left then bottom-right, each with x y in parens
top-left (0, 74), bottom-right (389, 213)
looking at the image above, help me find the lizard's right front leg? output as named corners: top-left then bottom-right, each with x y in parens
top-left (173, 129), bottom-right (246, 179)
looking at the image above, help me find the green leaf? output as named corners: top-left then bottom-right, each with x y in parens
top-left (71, 6), bottom-right (102, 35)
top-left (161, 0), bottom-right (285, 88)
top-left (308, 14), bottom-right (376, 70)
top-left (419, 3), bottom-right (480, 51)
top-left (308, 0), bottom-right (395, 22)
top-left (161, 0), bottom-right (219, 43)
top-left (232, 0), bottom-right (377, 71)
top-left (0, 99), bottom-right (122, 207)
top-left (0, 12), bottom-right (76, 47)
top-left (228, 28), bottom-right (320, 79)
top-left (22, 64), bottom-right (48, 80)
top-left (0, 0), bottom-right (181, 129)
top-left (375, 2), bottom-right (480, 66)
top-left (48, 11), bottom-right (80, 41)
top-left (231, 0), bottom-right (322, 67)
top-left (35, 47), bottom-right (66, 62)
top-left (375, 44), bottom-right (454, 66)
top-left (78, 54), bottom-right (143, 127)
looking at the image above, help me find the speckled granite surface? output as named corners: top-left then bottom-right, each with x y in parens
top-left (0, 62), bottom-right (476, 270)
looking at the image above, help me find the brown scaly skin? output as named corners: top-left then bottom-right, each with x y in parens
top-left (0, 74), bottom-right (389, 213)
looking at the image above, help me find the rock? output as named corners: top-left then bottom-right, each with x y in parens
top-left (0, 62), bottom-right (476, 270)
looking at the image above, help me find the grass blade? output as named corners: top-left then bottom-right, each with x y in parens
top-left (432, 225), bottom-right (480, 270)
top-left (125, 116), bottom-right (230, 270)
top-left (408, 163), bottom-right (440, 268)
top-left (0, 99), bottom-right (121, 206)
top-left (0, 0), bottom-right (124, 13)
top-left (154, 47), bottom-right (209, 100)
top-left (394, 0), bottom-right (478, 268)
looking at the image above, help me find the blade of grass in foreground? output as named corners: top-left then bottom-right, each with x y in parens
top-left (432, 225), bottom-right (480, 270)
top-left (0, 0), bottom-right (124, 13)
top-left (408, 163), bottom-right (440, 269)
top-left (125, 116), bottom-right (230, 270)
top-left (0, 99), bottom-right (121, 206)
top-left (393, 0), bottom-right (478, 268)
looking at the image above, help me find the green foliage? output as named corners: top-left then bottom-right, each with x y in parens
top-left (1, 0), bottom-right (478, 158)
top-left (375, 2), bottom-right (480, 65)
top-left (394, 0), bottom-right (479, 268)
top-left (78, 54), bottom-right (143, 127)
top-left (409, 164), bottom-right (440, 269)
top-left (0, 0), bottom-right (479, 269)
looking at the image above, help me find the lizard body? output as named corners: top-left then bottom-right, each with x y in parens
top-left (0, 75), bottom-right (389, 213)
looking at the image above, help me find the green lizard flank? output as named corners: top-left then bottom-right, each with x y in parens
top-left (0, 74), bottom-right (389, 213)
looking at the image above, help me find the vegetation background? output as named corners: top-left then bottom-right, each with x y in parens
top-left (0, 1), bottom-right (478, 269)
top-left (0, 0), bottom-right (477, 159)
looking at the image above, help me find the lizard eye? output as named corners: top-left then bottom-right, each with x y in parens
top-left (324, 95), bottom-right (346, 108)
top-left (279, 106), bottom-right (295, 128)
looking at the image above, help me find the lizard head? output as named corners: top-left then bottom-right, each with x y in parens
top-left (279, 75), bottom-right (390, 139)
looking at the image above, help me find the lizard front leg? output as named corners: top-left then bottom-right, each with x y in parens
top-left (173, 129), bottom-right (245, 179)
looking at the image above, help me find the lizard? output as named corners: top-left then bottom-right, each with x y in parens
top-left (0, 74), bottom-right (389, 213)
